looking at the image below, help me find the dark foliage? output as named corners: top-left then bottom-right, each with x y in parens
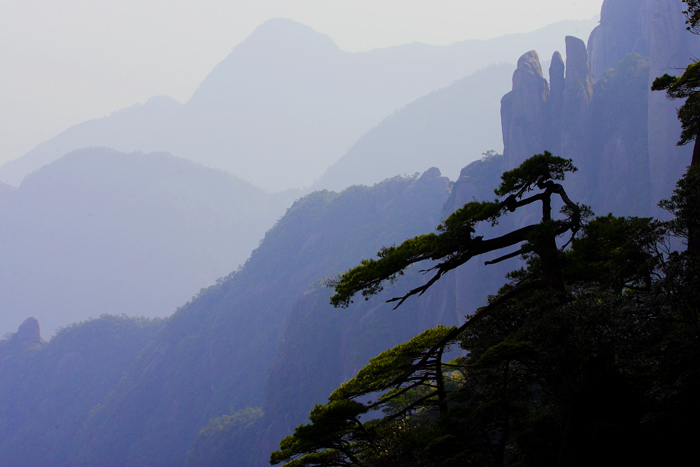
top-left (273, 153), bottom-right (698, 467)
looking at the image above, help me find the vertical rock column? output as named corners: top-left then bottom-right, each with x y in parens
top-left (561, 36), bottom-right (594, 203)
top-left (548, 51), bottom-right (566, 155)
top-left (17, 317), bottom-right (43, 346)
top-left (501, 51), bottom-right (550, 169)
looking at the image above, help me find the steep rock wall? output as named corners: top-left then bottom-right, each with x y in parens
top-left (646, 0), bottom-right (699, 208)
top-left (502, 0), bottom-right (698, 217)
top-left (588, 0), bottom-right (653, 81)
top-left (501, 51), bottom-right (550, 169)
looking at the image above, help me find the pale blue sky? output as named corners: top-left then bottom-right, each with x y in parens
top-left (0, 0), bottom-right (603, 166)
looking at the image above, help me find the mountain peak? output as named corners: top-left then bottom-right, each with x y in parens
top-left (242, 17), bottom-right (340, 53)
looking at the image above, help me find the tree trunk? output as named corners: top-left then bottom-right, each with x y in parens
top-left (435, 347), bottom-right (448, 416)
top-left (689, 133), bottom-right (700, 254)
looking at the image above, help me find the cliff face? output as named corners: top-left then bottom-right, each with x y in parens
top-left (501, 0), bottom-right (698, 217)
top-left (587, 0), bottom-right (652, 81)
top-left (501, 36), bottom-right (594, 174)
top-left (590, 0), bottom-right (698, 210)
top-left (501, 51), bottom-right (550, 170)
top-left (646, 0), bottom-right (700, 207)
top-left (591, 53), bottom-right (652, 215)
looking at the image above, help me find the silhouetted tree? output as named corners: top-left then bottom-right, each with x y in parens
top-left (271, 151), bottom-right (688, 466)
top-left (652, 0), bottom-right (700, 253)
top-left (329, 152), bottom-right (584, 310)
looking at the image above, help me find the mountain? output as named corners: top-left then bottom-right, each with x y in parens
top-left (0, 315), bottom-right (164, 465)
top-left (315, 63), bottom-right (514, 191)
top-left (193, 1), bottom-right (700, 464)
top-left (501, 0), bottom-right (698, 217)
top-left (0, 96), bottom-right (182, 188)
top-left (0, 18), bottom-right (598, 191)
top-left (0, 147), bottom-right (293, 337)
top-left (0, 181), bottom-right (14, 205)
top-left (0, 1), bottom-right (693, 466)
top-left (0, 168), bottom-right (452, 466)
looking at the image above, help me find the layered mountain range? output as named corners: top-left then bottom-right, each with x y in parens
top-left (0, 18), bottom-right (596, 191)
top-left (0, 148), bottom-right (295, 336)
top-left (0, 1), bottom-right (697, 466)
top-left (0, 17), bottom-right (595, 338)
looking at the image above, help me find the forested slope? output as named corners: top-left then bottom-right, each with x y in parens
top-left (0, 168), bottom-right (451, 466)
top-left (0, 1), bottom-right (695, 466)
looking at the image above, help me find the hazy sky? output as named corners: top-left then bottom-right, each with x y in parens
top-left (0, 0), bottom-right (603, 167)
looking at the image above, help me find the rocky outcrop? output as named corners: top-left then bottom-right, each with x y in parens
top-left (588, 0), bottom-right (652, 80)
top-left (501, 0), bottom-right (699, 217)
top-left (548, 52), bottom-right (566, 152)
top-left (588, 0), bottom-right (698, 212)
top-left (562, 37), bottom-right (594, 133)
top-left (16, 317), bottom-right (43, 347)
top-left (502, 37), bottom-right (593, 181)
top-left (561, 36), bottom-right (595, 202)
top-left (501, 51), bottom-right (550, 169)
top-left (501, 39), bottom-right (593, 173)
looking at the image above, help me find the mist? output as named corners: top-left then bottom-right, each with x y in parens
top-left (2, 1), bottom-right (698, 466)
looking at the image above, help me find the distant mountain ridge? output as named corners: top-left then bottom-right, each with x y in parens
top-left (0, 17), bottom-right (597, 191)
top-left (0, 147), bottom-right (294, 336)
top-left (315, 62), bottom-right (515, 191)
top-left (4, 2), bottom-right (693, 466)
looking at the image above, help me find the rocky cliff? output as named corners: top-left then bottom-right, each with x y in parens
top-left (501, 51), bottom-right (550, 170)
top-left (502, 0), bottom-right (698, 217)
top-left (0, 2), bottom-right (694, 466)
